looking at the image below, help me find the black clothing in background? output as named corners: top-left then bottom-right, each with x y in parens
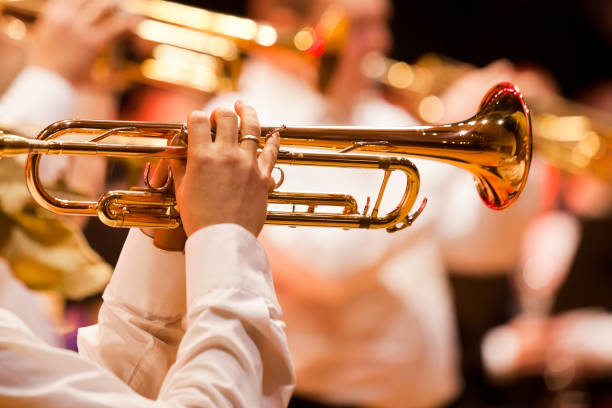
top-left (554, 216), bottom-right (612, 314)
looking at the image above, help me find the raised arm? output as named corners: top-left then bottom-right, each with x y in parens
top-left (158, 103), bottom-right (293, 406)
top-left (77, 102), bottom-right (294, 405)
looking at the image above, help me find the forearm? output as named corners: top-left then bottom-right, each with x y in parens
top-left (78, 229), bottom-right (186, 398)
top-left (158, 224), bottom-right (295, 407)
top-left (78, 225), bottom-right (296, 406)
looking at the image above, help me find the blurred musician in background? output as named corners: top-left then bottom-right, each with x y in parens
top-left (0, 0), bottom-right (134, 346)
top-left (0, 0), bottom-right (133, 122)
top-left (434, 30), bottom-right (612, 404)
top-left (0, 104), bottom-right (296, 407)
top-left (204, 0), bottom-right (542, 407)
top-left (446, 65), bottom-right (612, 405)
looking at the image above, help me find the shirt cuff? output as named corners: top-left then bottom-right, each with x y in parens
top-left (0, 66), bottom-right (77, 126)
top-left (185, 224), bottom-right (277, 311)
top-left (104, 229), bottom-right (186, 320)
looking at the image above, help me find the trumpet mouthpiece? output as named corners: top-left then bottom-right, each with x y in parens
top-left (0, 134), bottom-right (33, 157)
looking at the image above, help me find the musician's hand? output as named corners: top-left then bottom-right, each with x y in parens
top-left (29, 0), bottom-right (137, 84)
top-left (171, 101), bottom-right (280, 237)
top-left (482, 315), bottom-right (551, 380)
top-left (440, 59), bottom-right (558, 123)
top-left (483, 311), bottom-right (612, 383)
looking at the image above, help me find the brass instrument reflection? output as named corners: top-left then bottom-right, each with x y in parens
top-left (361, 53), bottom-right (468, 123)
top-left (361, 52), bottom-right (612, 180)
top-left (0, 0), bottom-right (347, 93)
top-left (533, 102), bottom-right (612, 180)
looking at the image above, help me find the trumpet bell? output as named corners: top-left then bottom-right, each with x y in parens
top-left (470, 82), bottom-right (532, 210)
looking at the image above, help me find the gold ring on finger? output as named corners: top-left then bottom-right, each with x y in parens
top-left (239, 134), bottom-right (259, 145)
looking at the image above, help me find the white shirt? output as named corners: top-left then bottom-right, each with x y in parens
top-left (0, 66), bottom-right (77, 126)
top-left (0, 224), bottom-right (296, 407)
top-left (0, 259), bottom-right (59, 346)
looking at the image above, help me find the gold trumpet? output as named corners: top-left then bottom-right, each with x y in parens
top-left (0, 83), bottom-right (532, 231)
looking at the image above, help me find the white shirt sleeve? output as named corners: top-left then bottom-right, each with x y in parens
top-left (77, 229), bottom-right (187, 398)
top-left (0, 224), bottom-right (295, 407)
top-left (159, 224), bottom-right (295, 407)
top-left (0, 66), bottom-right (77, 125)
top-left (0, 259), bottom-right (61, 347)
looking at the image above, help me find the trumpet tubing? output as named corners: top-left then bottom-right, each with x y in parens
top-left (93, 154), bottom-right (424, 231)
top-left (0, 83), bottom-right (532, 231)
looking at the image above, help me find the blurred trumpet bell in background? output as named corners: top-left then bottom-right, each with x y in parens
top-left (361, 51), bottom-right (612, 182)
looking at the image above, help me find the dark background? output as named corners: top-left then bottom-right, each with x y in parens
top-left (183, 0), bottom-right (611, 101)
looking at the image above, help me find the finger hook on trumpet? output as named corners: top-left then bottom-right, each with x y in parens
top-left (272, 166), bottom-right (285, 189)
top-left (143, 162), bottom-right (174, 193)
